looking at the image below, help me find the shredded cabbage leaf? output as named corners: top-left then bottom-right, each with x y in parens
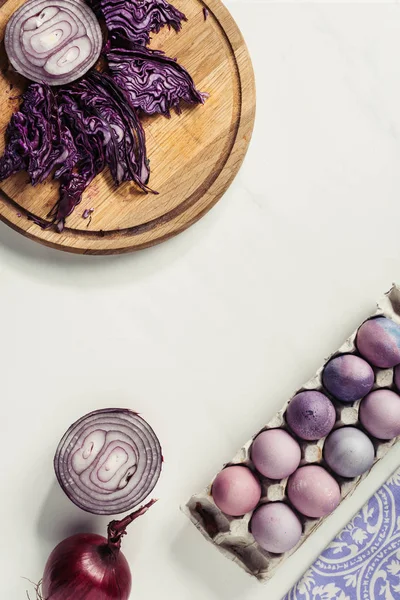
top-left (107, 45), bottom-right (206, 117)
top-left (92, 0), bottom-right (186, 46)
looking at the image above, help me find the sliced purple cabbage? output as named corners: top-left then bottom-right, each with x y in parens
top-left (51, 89), bottom-right (106, 230)
top-left (52, 72), bottom-right (149, 229)
top-left (0, 74), bottom-right (150, 232)
top-left (67, 71), bottom-right (150, 187)
top-left (92, 0), bottom-right (186, 46)
top-left (0, 113), bottom-right (28, 182)
top-left (0, 83), bottom-right (74, 186)
top-left (107, 45), bottom-right (206, 117)
top-left (0, 0), bottom-right (206, 232)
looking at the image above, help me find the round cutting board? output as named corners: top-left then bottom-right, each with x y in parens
top-left (0, 0), bottom-right (255, 254)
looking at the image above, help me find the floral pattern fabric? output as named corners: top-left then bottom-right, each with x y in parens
top-left (285, 471), bottom-right (400, 600)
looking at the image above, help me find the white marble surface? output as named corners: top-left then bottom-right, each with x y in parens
top-left (3, 1), bottom-right (400, 599)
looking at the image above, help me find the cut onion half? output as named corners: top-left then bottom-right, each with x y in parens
top-left (54, 408), bottom-right (163, 515)
top-left (5, 0), bottom-right (102, 86)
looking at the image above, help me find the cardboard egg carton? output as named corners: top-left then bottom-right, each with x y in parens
top-left (183, 284), bottom-right (400, 581)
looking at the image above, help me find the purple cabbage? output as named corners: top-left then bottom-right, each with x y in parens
top-left (0, 74), bottom-right (150, 232)
top-left (0, 84), bottom-right (74, 186)
top-left (0, 0), bottom-right (205, 232)
top-left (66, 71), bottom-right (149, 187)
top-left (52, 72), bottom-right (149, 230)
top-left (107, 45), bottom-right (206, 117)
top-left (94, 0), bottom-right (187, 46)
top-left (51, 91), bottom-right (106, 230)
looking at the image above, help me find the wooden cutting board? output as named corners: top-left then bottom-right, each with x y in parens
top-left (0, 0), bottom-right (255, 254)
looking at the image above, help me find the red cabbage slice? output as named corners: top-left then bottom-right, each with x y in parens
top-left (49, 90), bottom-right (107, 230)
top-left (92, 0), bottom-right (186, 46)
top-left (49, 71), bottom-right (149, 230)
top-left (0, 112), bottom-right (29, 181)
top-left (62, 71), bottom-right (149, 187)
top-left (0, 72), bottom-right (150, 232)
top-left (0, 83), bottom-right (75, 185)
top-left (107, 45), bottom-right (206, 117)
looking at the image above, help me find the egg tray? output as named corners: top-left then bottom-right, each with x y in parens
top-left (183, 284), bottom-right (400, 582)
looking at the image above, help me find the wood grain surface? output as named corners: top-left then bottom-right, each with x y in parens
top-left (0, 0), bottom-right (255, 254)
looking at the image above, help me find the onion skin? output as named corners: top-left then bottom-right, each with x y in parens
top-left (42, 533), bottom-right (131, 600)
top-left (42, 499), bottom-right (155, 600)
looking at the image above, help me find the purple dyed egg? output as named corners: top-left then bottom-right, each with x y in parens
top-left (322, 355), bottom-right (374, 403)
top-left (287, 465), bottom-right (341, 518)
top-left (251, 502), bottom-right (302, 553)
top-left (286, 391), bottom-right (336, 441)
top-left (359, 389), bottom-right (400, 439)
top-left (212, 466), bottom-right (261, 517)
top-left (324, 427), bottom-right (375, 478)
top-left (357, 317), bottom-right (400, 368)
top-left (251, 429), bottom-right (301, 480)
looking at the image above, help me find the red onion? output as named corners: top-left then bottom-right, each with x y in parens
top-left (5, 0), bottom-right (102, 86)
top-left (42, 499), bottom-right (156, 600)
top-left (54, 408), bottom-right (162, 515)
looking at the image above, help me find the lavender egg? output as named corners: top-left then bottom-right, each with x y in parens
top-left (286, 391), bottom-right (336, 441)
top-left (359, 389), bottom-right (400, 439)
top-left (357, 317), bottom-right (400, 368)
top-left (251, 429), bottom-right (301, 480)
top-left (251, 503), bottom-right (302, 553)
top-left (212, 466), bottom-right (261, 517)
top-left (324, 427), bottom-right (375, 478)
top-left (287, 465), bottom-right (341, 518)
top-left (322, 355), bottom-right (374, 403)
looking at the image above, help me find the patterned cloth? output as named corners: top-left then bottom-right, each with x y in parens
top-left (285, 470), bottom-right (400, 600)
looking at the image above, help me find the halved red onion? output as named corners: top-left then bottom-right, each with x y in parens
top-left (54, 408), bottom-right (163, 515)
top-left (5, 0), bottom-right (102, 86)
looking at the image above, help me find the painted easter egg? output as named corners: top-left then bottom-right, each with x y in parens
top-left (322, 355), bottom-right (374, 403)
top-left (212, 466), bottom-right (261, 517)
top-left (251, 502), bottom-right (302, 553)
top-left (357, 317), bottom-right (400, 368)
top-left (287, 465), bottom-right (341, 518)
top-left (251, 429), bottom-right (301, 480)
top-left (286, 391), bottom-right (336, 441)
top-left (324, 427), bottom-right (375, 478)
top-left (359, 389), bottom-right (400, 440)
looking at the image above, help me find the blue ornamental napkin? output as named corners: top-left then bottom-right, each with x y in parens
top-left (284, 470), bottom-right (400, 600)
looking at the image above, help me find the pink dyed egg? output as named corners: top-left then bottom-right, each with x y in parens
top-left (251, 429), bottom-right (301, 480)
top-left (359, 389), bottom-right (400, 439)
top-left (287, 465), bottom-right (341, 518)
top-left (251, 502), bottom-right (302, 553)
top-left (212, 466), bottom-right (261, 517)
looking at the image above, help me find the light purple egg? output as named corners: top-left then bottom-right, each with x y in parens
top-left (356, 317), bottom-right (400, 368)
top-left (324, 427), bottom-right (375, 478)
top-left (359, 389), bottom-right (400, 439)
top-left (287, 465), bottom-right (341, 518)
top-left (251, 429), bottom-right (301, 480)
top-left (212, 466), bottom-right (261, 517)
top-left (286, 391), bottom-right (336, 441)
top-left (251, 502), bottom-right (302, 553)
top-left (322, 355), bottom-right (374, 403)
